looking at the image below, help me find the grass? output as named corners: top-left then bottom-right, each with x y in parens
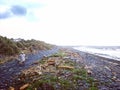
top-left (26, 67), bottom-right (98, 90)
top-left (51, 51), bottom-right (66, 57)
top-left (89, 82), bottom-right (98, 90)
top-left (26, 64), bottom-right (98, 90)
top-left (26, 73), bottom-right (72, 90)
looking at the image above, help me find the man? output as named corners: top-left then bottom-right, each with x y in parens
top-left (19, 52), bottom-right (26, 65)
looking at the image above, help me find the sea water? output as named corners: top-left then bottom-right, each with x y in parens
top-left (73, 46), bottom-right (120, 61)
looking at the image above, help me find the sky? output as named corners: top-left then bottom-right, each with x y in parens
top-left (0, 0), bottom-right (120, 46)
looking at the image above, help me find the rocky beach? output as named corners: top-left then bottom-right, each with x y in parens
top-left (71, 48), bottom-right (120, 90)
top-left (0, 47), bottom-right (120, 90)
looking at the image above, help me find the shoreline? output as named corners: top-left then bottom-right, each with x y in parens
top-left (77, 49), bottom-right (120, 64)
top-left (73, 46), bottom-right (120, 61)
top-left (69, 47), bottom-right (120, 64)
top-left (69, 47), bottom-right (120, 90)
top-left (0, 47), bottom-right (120, 89)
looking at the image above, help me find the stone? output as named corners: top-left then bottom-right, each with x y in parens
top-left (87, 69), bottom-right (92, 74)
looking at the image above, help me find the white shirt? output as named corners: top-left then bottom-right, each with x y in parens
top-left (19, 53), bottom-right (26, 62)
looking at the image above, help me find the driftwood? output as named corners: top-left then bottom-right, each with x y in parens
top-left (20, 83), bottom-right (29, 90)
top-left (9, 86), bottom-right (14, 90)
top-left (58, 66), bottom-right (74, 70)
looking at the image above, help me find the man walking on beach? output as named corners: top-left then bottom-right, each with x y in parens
top-left (18, 52), bottom-right (26, 65)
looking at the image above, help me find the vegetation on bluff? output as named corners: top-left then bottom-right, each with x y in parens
top-left (0, 35), bottom-right (53, 63)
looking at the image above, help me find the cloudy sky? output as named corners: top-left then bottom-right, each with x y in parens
top-left (0, 0), bottom-right (120, 46)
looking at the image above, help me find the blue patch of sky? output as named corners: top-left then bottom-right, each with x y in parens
top-left (0, 0), bottom-right (5, 5)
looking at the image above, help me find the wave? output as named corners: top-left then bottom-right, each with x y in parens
top-left (73, 46), bottom-right (120, 61)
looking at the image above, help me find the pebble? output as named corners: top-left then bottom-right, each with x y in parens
top-left (71, 48), bottom-right (120, 90)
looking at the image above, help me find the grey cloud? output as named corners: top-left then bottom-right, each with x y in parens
top-left (0, 5), bottom-right (27, 19)
top-left (11, 5), bottom-right (27, 16)
top-left (0, 12), bottom-right (11, 19)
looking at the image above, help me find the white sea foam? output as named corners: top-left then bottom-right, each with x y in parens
top-left (73, 46), bottom-right (120, 61)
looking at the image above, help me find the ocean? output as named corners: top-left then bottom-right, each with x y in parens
top-left (73, 46), bottom-right (120, 61)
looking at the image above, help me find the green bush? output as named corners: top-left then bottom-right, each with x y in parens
top-left (0, 35), bottom-right (53, 56)
top-left (0, 36), bottom-right (20, 55)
